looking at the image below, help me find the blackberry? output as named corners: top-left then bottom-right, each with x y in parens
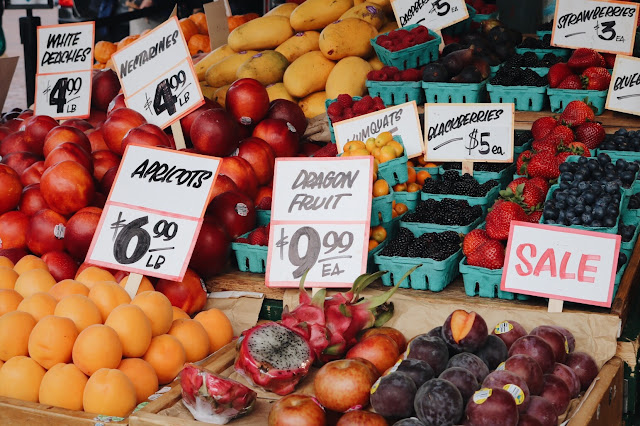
top-left (442, 162), bottom-right (508, 172)
top-left (541, 34), bottom-right (552, 47)
top-left (522, 52), bottom-right (538, 67)
top-left (618, 223), bottom-right (636, 242)
top-left (515, 130), bottom-right (533, 146)
top-left (418, 232), bottom-right (437, 245)
top-left (381, 229), bottom-right (415, 257)
top-left (406, 239), bottom-right (428, 258)
top-left (437, 231), bottom-right (461, 245)
top-left (504, 54), bottom-right (524, 68)
top-left (519, 37), bottom-right (540, 48)
top-left (629, 193), bottom-right (640, 210)
top-left (397, 227), bottom-right (415, 243)
top-left (537, 22), bottom-right (553, 31)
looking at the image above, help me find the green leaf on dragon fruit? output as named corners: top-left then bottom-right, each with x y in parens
top-left (339, 303), bottom-right (351, 318)
top-left (359, 264), bottom-right (421, 309)
top-left (374, 302), bottom-right (395, 327)
top-left (311, 288), bottom-right (327, 308)
top-left (351, 270), bottom-right (388, 302)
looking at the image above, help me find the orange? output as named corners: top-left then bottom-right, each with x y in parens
top-left (118, 358), bottom-right (159, 404)
top-left (49, 279), bottom-right (90, 302)
top-left (168, 319), bottom-right (210, 362)
top-left (424, 162), bottom-right (440, 167)
top-left (73, 324), bottom-right (123, 376)
top-left (116, 34), bottom-right (139, 51)
top-left (0, 310), bottom-right (36, 361)
top-left (179, 18), bottom-right (199, 43)
top-left (14, 269), bottom-right (56, 298)
top-left (370, 225), bottom-right (387, 243)
top-left (172, 306), bottom-right (190, 321)
top-left (13, 255), bottom-right (48, 275)
top-left (407, 182), bottom-right (421, 193)
top-left (28, 315), bottom-right (78, 369)
top-left (372, 179), bottom-right (390, 197)
top-left (118, 275), bottom-right (154, 295)
top-left (368, 240), bottom-right (379, 251)
top-left (54, 294), bottom-right (103, 332)
top-left (94, 40), bottom-right (117, 64)
top-left (0, 356), bottom-right (46, 402)
top-left (75, 266), bottom-right (116, 289)
top-left (0, 256), bottom-right (14, 269)
top-left (393, 183), bottom-right (407, 192)
top-left (17, 292), bottom-right (57, 322)
top-left (105, 304), bottom-right (152, 358)
top-left (194, 308), bottom-right (233, 352)
top-left (407, 166), bottom-right (416, 184)
top-left (394, 203), bottom-right (409, 215)
top-left (189, 12), bottom-right (208, 34)
top-left (0, 266), bottom-right (18, 289)
top-left (142, 334), bottom-right (186, 384)
top-left (0, 288), bottom-right (23, 316)
top-left (88, 282), bottom-right (131, 322)
top-left (391, 209), bottom-right (398, 218)
top-left (83, 368), bottom-right (137, 417)
top-left (416, 170), bottom-right (431, 185)
top-left (39, 363), bottom-right (88, 410)
top-left (188, 34), bottom-right (211, 56)
top-left (131, 291), bottom-right (173, 336)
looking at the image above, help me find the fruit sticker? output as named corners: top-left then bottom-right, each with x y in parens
top-left (390, 0), bottom-right (469, 31)
top-left (371, 376), bottom-right (382, 394)
top-left (551, 0), bottom-right (639, 55)
top-left (502, 384), bottom-right (525, 405)
top-left (496, 362), bottom-right (505, 371)
top-left (606, 55), bottom-right (640, 116)
top-left (494, 321), bottom-right (514, 335)
top-left (472, 388), bottom-right (492, 404)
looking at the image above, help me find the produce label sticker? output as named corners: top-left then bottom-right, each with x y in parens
top-left (605, 55), bottom-right (640, 115)
top-left (332, 101), bottom-right (424, 158)
top-left (551, 0), bottom-right (639, 55)
top-left (390, 0), bottom-right (469, 31)
top-left (111, 16), bottom-right (204, 129)
top-left (86, 145), bottom-right (221, 281)
top-left (266, 157), bottom-right (373, 288)
top-left (424, 103), bottom-right (514, 163)
top-left (34, 22), bottom-right (94, 119)
top-left (501, 221), bottom-right (620, 307)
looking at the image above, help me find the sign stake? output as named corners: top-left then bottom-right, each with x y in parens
top-left (547, 299), bottom-right (564, 313)
top-left (171, 121), bottom-right (187, 150)
top-left (462, 160), bottom-right (473, 176)
top-left (124, 272), bottom-right (144, 299)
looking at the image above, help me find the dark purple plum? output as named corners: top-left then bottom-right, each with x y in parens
top-left (447, 352), bottom-right (490, 383)
top-left (393, 418), bottom-right (426, 426)
top-left (508, 336), bottom-right (555, 373)
top-left (414, 379), bottom-right (463, 425)
top-left (439, 367), bottom-right (479, 403)
top-left (396, 358), bottom-right (434, 388)
top-left (517, 413), bottom-right (543, 426)
top-left (525, 396), bottom-right (557, 426)
top-left (475, 335), bottom-right (508, 370)
top-left (370, 371), bottom-right (417, 419)
top-left (564, 352), bottom-right (598, 391)
top-left (422, 63), bottom-right (449, 83)
top-left (405, 335), bottom-right (449, 376)
top-left (482, 370), bottom-right (530, 412)
top-left (501, 355), bottom-right (544, 396)
top-left (551, 363), bottom-right (580, 398)
top-left (465, 388), bottom-right (519, 426)
top-left (426, 326), bottom-right (442, 339)
top-left (442, 310), bottom-right (488, 353)
top-left (551, 326), bottom-right (575, 353)
top-left (492, 320), bottom-right (527, 350)
top-left (529, 326), bottom-right (568, 363)
top-left (540, 374), bottom-right (571, 416)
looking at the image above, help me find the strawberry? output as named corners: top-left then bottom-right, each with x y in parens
top-left (555, 151), bottom-right (572, 165)
top-left (507, 177), bottom-right (529, 193)
top-left (547, 63), bottom-right (574, 89)
top-left (462, 228), bottom-right (491, 256)
top-left (558, 74), bottom-right (583, 89)
top-left (565, 141), bottom-right (591, 157)
top-left (528, 176), bottom-right (550, 194)
top-left (531, 116), bottom-right (558, 140)
top-left (559, 100), bottom-right (595, 127)
top-left (336, 94), bottom-right (353, 108)
top-left (581, 67), bottom-right (611, 90)
top-left (485, 201), bottom-right (527, 241)
top-left (516, 150), bottom-right (534, 175)
top-left (527, 152), bottom-right (560, 179)
top-left (327, 102), bottom-right (343, 121)
top-left (255, 197), bottom-right (272, 210)
top-left (248, 228), bottom-right (269, 246)
top-left (575, 122), bottom-right (605, 149)
top-left (602, 52), bottom-right (616, 69)
top-left (532, 139), bottom-right (558, 155)
top-left (540, 125), bottom-right (574, 148)
top-left (520, 182), bottom-right (546, 210)
top-left (527, 211), bottom-right (543, 223)
top-left (568, 48), bottom-right (606, 73)
top-left (466, 239), bottom-right (506, 269)
top-left (312, 143), bottom-right (338, 158)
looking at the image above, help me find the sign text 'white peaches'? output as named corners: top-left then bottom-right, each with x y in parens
top-left (390, 0), bottom-right (469, 30)
top-left (111, 17), bottom-right (204, 128)
top-left (266, 157), bottom-right (373, 288)
top-left (552, 0), bottom-right (639, 55)
top-left (424, 103), bottom-right (514, 162)
top-left (87, 145), bottom-right (221, 281)
top-left (606, 55), bottom-right (640, 116)
top-left (35, 22), bottom-right (94, 118)
top-left (333, 101), bottom-right (424, 158)
top-left (501, 222), bottom-right (620, 308)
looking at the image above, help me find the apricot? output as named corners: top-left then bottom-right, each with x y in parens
top-left (0, 266), bottom-right (19, 289)
top-left (39, 363), bottom-right (88, 410)
top-left (88, 282), bottom-right (131, 322)
top-left (49, 279), bottom-right (90, 302)
top-left (17, 292), bottom-right (57, 322)
top-left (0, 356), bottom-right (46, 402)
top-left (83, 368), bottom-right (137, 417)
top-left (118, 358), bottom-right (159, 404)
top-left (28, 315), bottom-right (78, 369)
top-left (13, 254), bottom-right (48, 274)
top-left (194, 308), bottom-right (234, 352)
top-left (54, 294), bottom-right (103, 332)
top-left (73, 324), bottom-right (123, 376)
top-left (168, 319), bottom-right (211, 362)
top-left (143, 334), bottom-right (186, 384)
top-left (105, 304), bottom-right (152, 357)
top-left (0, 310), bottom-right (36, 361)
top-left (14, 268), bottom-right (56, 298)
top-left (131, 291), bottom-right (173, 337)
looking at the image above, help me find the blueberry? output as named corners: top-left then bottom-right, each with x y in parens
top-left (604, 216), bottom-right (616, 227)
top-left (583, 191), bottom-right (595, 204)
top-left (574, 171), bottom-right (587, 182)
top-left (584, 205), bottom-right (592, 214)
top-left (560, 181), bottom-right (571, 191)
top-left (578, 156), bottom-right (589, 165)
top-left (559, 163), bottom-right (571, 173)
top-left (593, 205), bottom-right (605, 219)
top-left (591, 219), bottom-right (603, 227)
top-left (629, 163), bottom-right (640, 173)
top-left (619, 252), bottom-right (628, 265)
top-left (605, 181), bottom-right (620, 193)
top-left (621, 171), bottom-right (635, 184)
top-left (560, 172), bottom-right (574, 182)
top-left (546, 219), bottom-right (557, 224)
top-left (558, 210), bottom-right (566, 221)
top-left (598, 152), bottom-right (612, 165)
top-left (615, 128), bottom-right (628, 136)
top-left (566, 210), bottom-right (576, 220)
top-left (544, 206), bottom-right (559, 220)
top-left (555, 200), bottom-right (566, 210)
top-left (577, 181), bottom-right (589, 191)
top-left (569, 188), bottom-right (580, 197)
top-left (592, 170), bottom-right (603, 180)
top-left (574, 203), bottom-right (585, 214)
top-left (581, 213), bottom-right (593, 224)
top-left (587, 159), bottom-right (599, 170)
top-left (555, 191), bottom-right (567, 201)
top-left (567, 195), bottom-right (578, 206)
top-left (607, 205), bottom-right (619, 217)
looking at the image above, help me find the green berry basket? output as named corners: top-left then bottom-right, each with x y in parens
top-left (526, 67), bottom-right (549, 77)
top-left (515, 47), bottom-right (571, 59)
top-left (459, 258), bottom-right (530, 300)
top-left (256, 209), bottom-right (271, 226)
top-left (415, 166), bottom-right (441, 178)
top-left (536, 30), bottom-right (552, 38)
top-left (620, 222), bottom-right (640, 258)
top-left (378, 136), bottom-right (409, 185)
top-left (486, 83), bottom-right (548, 112)
top-left (422, 80), bottom-right (488, 103)
top-left (440, 163), bottom-right (516, 189)
top-left (366, 80), bottom-right (425, 106)
top-left (595, 149), bottom-right (640, 163)
top-left (400, 215), bottom-right (483, 235)
top-left (394, 190), bottom-right (420, 211)
top-left (442, 5), bottom-right (476, 35)
top-left (371, 25), bottom-right (441, 70)
top-left (372, 186), bottom-right (394, 226)
top-left (622, 209), bottom-right (640, 226)
top-left (374, 249), bottom-right (463, 291)
top-left (367, 239), bottom-right (387, 273)
top-left (472, 8), bottom-right (499, 22)
top-left (514, 139), bottom-right (533, 155)
top-left (325, 96), bottom-right (362, 144)
top-left (420, 183), bottom-right (500, 214)
top-left (490, 64), bottom-right (502, 77)
top-left (546, 88), bottom-right (608, 115)
top-left (231, 231), bottom-right (268, 274)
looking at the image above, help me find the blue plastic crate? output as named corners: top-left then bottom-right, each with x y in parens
top-left (460, 258), bottom-right (530, 300)
top-left (366, 80), bottom-right (425, 106)
top-left (420, 183), bottom-right (500, 214)
top-left (256, 209), bottom-right (271, 226)
top-left (401, 215), bottom-right (483, 235)
top-left (486, 84), bottom-right (547, 111)
top-left (231, 231), bottom-right (268, 273)
top-left (443, 5), bottom-right (475, 35)
top-left (372, 186), bottom-right (394, 226)
top-left (394, 190), bottom-right (420, 211)
top-left (547, 88), bottom-right (608, 115)
top-left (374, 249), bottom-right (462, 291)
top-left (371, 25), bottom-right (441, 70)
top-left (515, 47), bottom-right (571, 59)
top-left (422, 80), bottom-right (487, 103)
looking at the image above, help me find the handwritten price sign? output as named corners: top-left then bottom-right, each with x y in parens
top-left (390, 0), bottom-right (469, 30)
top-left (551, 0), bottom-right (639, 55)
top-left (605, 55), bottom-right (640, 116)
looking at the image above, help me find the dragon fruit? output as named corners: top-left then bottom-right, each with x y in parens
top-left (180, 363), bottom-right (257, 424)
top-left (234, 321), bottom-right (313, 396)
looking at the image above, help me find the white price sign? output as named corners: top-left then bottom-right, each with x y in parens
top-left (266, 157), bottom-right (373, 288)
top-left (551, 0), bottom-right (639, 55)
top-left (35, 70), bottom-right (92, 119)
top-left (87, 145), bottom-right (221, 281)
top-left (390, 0), bottom-right (469, 30)
top-left (424, 103), bottom-right (514, 162)
top-left (605, 55), bottom-right (640, 115)
top-left (333, 101), bottom-right (424, 158)
top-left (501, 222), bottom-right (620, 307)
top-left (111, 17), bottom-right (204, 129)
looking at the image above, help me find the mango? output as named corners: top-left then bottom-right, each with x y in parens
top-left (284, 51), bottom-right (335, 98)
top-left (319, 18), bottom-right (377, 61)
top-left (265, 3), bottom-right (298, 17)
top-left (378, 20), bottom-right (399, 34)
top-left (213, 85), bottom-right (231, 108)
top-left (199, 81), bottom-right (218, 100)
top-left (204, 50), bottom-right (258, 88)
top-left (355, 0), bottom-right (392, 14)
top-left (368, 55), bottom-right (384, 70)
top-left (228, 16), bottom-right (294, 51)
top-left (340, 3), bottom-right (386, 29)
top-left (299, 91), bottom-right (328, 118)
top-left (236, 50), bottom-right (289, 86)
top-left (275, 31), bottom-right (321, 63)
top-left (266, 82), bottom-right (297, 102)
top-left (325, 56), bottom-right (373, 99)
top-left (290, 0), bottom-right (354, 31)
top-left (194, 44), bottom-right (236, 81)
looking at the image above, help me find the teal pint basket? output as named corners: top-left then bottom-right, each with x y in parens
top-left (371, 25), bottom-right (441, 70)
top-left (420, 183), bottom-right (500, 214)
top-left (422, 80), bottom-right (487, 103)
top-left (486, 84), bottom-right (547, 111)
top-left (596, 150), bottom-right (640, 163)
top-left (256, 209), bottom-right (271, 226)
top-left (536, 30), bottom-right (552, 38)
top-left (440, 163), bottom-right (516, 189)
top-left (415, 166), bottom-right (441, 178)
top-left (231, 231), bottom-right (268, 273)
top-left (515, 140), bottom-right (533, 155)
top-left (442, 5), bottom-right (475, 35)
top-left (374, 249), bottom-right (462, 291)
top-left (366, 80), bottom-right (425, 106)
top-left (473, 9), bottom-right (499, 22)
top-left (515, 47), bottom-right (571, 59)
top-left (547, 88), bottom-right (608, 115)
top-left (620, 223), bottom-right (640, 258)
top-left (460, 258), bottom-right (530, 300)
top-left (526, 67), bottom-right (550, 77)
top-left (378, 137), bottom-right (409, 185)
top-left (367, 239), bottom-right (386, 273)
top-left (372, 187), bottom-right (394, 226)
top-left (394, 190), bottom-right (420, 211)
top-left (400, 215), bottom-right (483, 235)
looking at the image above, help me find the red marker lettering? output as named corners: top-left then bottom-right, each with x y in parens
top-left (578, 254), bottom-right (600, 283)
top-left (559, 251), bottom-right (575, 280)
top-left (534, 248), bottom-right (557, 277)
top-left (515, 243), bottom-right (535, 276)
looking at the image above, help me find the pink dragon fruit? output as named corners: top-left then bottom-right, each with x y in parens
top-left (234, 321), bottom-right (313, 396)
top-left (181, 363), bottom-right (257, 424)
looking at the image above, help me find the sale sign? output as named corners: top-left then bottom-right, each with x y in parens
top-left (501, 222), bottom-right (620, 307)
top-left (34, 22), bottom-right (94, 119)
top-left (266, 157), bottom-right (373, 288)
top-left (424, 103), bottom-right (514, 162)
top-left (86, 145), bottom-right (221, 281)
top-left (551, 0), bottom-right (639, 55)
top-left (605, 55), bottom-right (640, 115)
top-left (390, 0), bottom-right (469, 31)
top-left (111, 17), bottom-right (204, 128)
top-left (332, 101), bottom-right (424, 158)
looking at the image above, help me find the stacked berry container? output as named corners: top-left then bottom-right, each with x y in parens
top-left (419, 171), bottom-right (501, 214)
top-left (486, 65), bottom-right (548, 111)
top-left (371, 24), bottom-right (441, 70)
top-left (400, 198), bottom-right (484, 234)
top-left (365, 66), bottom-right (425, 106)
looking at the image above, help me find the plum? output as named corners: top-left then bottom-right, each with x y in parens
top-left (442, 310), bottom-right (488, 353)
top-left (414, 379), bottom-right (463, 425)
top-left (500, 355), bottom-right (544, 396)
top-left (422, 63), bottom-right (449, 83)
top-left (540, 374), bottom-right (571, 416)
top-left (529, 326), bottom-right (568, 363)
top-left (425, 326), bottom-right (442, 339)
top-left (465, 388), bottom-right (519, 426)
top-left (525, 396), bottom-right (557, 426)
top-left (517, 413), bottom-right (543, 426)
top-left (441, 48), bottom-right (474, 77)
top-left (393, 418), bottom-right (426, 426)
top-left (447, 352), bottom-right (490, 383)
top-left (551, 326), bottom-right (575, 353)
top-left (482, 370), bottom-right (530, 412)
top-left (439, 367), bottom-right (479, 404)
top-left (475, 335), bottom-right (508, 370)
top-left (508, 336), bottom-right (555, 373)
top-left (396, 358), bottom-right (434, 388)
top-left (564, 352), bottom-right (598, 391)
top-left (370, 371), bottom-right (417, 419)
top-left (551, 363), bottom-right (580, 398)
top-left (405, 335), bottom-right (449, 376)
top-left (492, 320), bottom-right (527, 350)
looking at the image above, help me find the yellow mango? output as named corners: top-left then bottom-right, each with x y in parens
top-left (378, 20), bottom-right (399, 34)
top-left (325, 56), bottom-right (373, 99)
top-left (194, 44), bottom-right (236, 81)
top-left (319, 18), bottom-right (377, 61)
top-left (236, 50), bottom-right (289, 86)
top-left (290, 0), bottom-right (354, 31)
top-left (299, 91), bottom-right (328, 118)
top-left (204, 50), bottom-right (258, 88)
top-left (340, 3), bottom-right (387, 29)
top-left (228, 16), bottom-right (294, 51)
top-left (368, 55), bottom-right (384, 70)
top-left (275, 31), bottom-right (321, 63)
top-left (266, 82), bottom-right (297, 102)
top-left (213, 85), bottom-right (231, 108)
top-left (283, 51), bottom-right (335, 98)
top-left (355, 0), bottom-right (392, 13)
top-left (265, 3), bottom-right (298, 17)
top-left (199, 82), bottom-right (218, 100)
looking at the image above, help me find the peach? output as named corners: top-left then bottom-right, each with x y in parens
top-left (346, 334), bottom-right (399, 375)
top-left (18, 184), bottom-right (49, 216)
top-left (1, 151), bottom-right (42, 176)
top-left (102, 108), bottom-right (146, 155)
top-left (0, 211), bottom-right (29, 249)
top-left (219, 156), bottom-right (259, 199)
top-left (40, 161), bottom-right (95, 216)
top-left (86, 128), bottom-right (110, 153)
top-left (92, 150), bottom-right (120, 182)
top-left (41, 251), bottom-right (78, 282)
top-left (26, 209), bottom-right (68, 256)
top-left (100, 167), bottom-right (118, 194)
top-left (44, 142), bottom-right (93, 174)
top-left (43, 126), bottom-right (91, 157)
top-left (91, 68), bottom-right (121, 112)
top-left (237, 137), bottom-right (276, 186)
top-left (20, 161), bottom-right (45, 186)
top-left (64, 207), bottom-right (102, 261)
top-left (22, 115), bottom-right (58, 155)
top-left (155, 268), bottom-right (207, 316)
top-left (61, 118), bottom-right (93, 131)
top-left (106, 93), bottom-right (126, 115)
top-left (206, 174), bottom-right (238, 205)
top-left (0, 131), bottom-right (28, 156)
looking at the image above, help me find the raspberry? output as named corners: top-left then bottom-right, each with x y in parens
top-left (248, 228), bottom-right (268, 246)
top-left (410, 26), bottom-right (429, 36)
top-left (376, 35), bottom-right (391, 45)
top-left (343, 107), bottom-right (355, 119)
top-left (336, 94), bottom-right (353, 108)
top-left (383, 66), bottom-right (399, 78)
top-left (401, 68), bottom-right (422, 81)
top-left (235, 237), bottom-right (249, 243)
top-left (326, 102), bottom-right (343, 121)
top-left (404, 35), bottom-right (416, 47)
top-left (255, 197), bottom-right (272, 210)
top-left (373, 97), bottom-right (385, 110)
top-left (366, 70), bottom-right (378, 80)
top-left (414, 33), bottom-right (430, 44)
top-left (374, 70), bottom-right (388, 81)
top-left (390, 29), bottom-right (410, 40)
top-left (393, 73), bottom-right (403, 81)
top-left (313, 143), bottom-right (338, 157)
top-left (358, 96), bottom-right (375, 112)
top-left (352, 102), bottom-right (369, 116)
